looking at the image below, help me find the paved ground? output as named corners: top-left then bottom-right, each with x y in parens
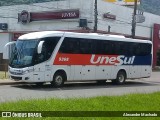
top-left (0, 72), bottom-right (160, 103)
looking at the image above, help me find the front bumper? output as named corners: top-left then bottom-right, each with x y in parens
top-left (9, 72), bottom-right (34, 82)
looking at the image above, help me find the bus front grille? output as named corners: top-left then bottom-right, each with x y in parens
top-left (11, 76), bottom-right (22, 80)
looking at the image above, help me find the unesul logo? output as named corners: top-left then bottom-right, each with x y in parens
top-left (18, 10), bottom-right (30, 24)
top-left (54, 53), bottom-right (136, 65)
top-left (90, 55), bottom-right (135, 65)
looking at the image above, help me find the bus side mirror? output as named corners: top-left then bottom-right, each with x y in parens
top-left (4, 41), bottom-right (16, 49)
top-left (37, 41), bottom-right (44, 54)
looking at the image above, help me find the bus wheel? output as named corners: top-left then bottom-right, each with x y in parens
top-left (52, 72), bottom-right (65, 87)
top-left (112, 71), bottom-right (126, 85)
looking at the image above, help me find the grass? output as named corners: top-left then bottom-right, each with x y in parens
top-left (0, 71), bottom-right (8, 79)
top-left (0, 92), bottom-right (160, 120)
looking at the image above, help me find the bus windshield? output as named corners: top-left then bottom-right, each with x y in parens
top-left (9, 40), bottom-right (38, 68)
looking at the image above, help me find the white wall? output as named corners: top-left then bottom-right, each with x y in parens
top-left (97, 0), bottom-right (160, 38)
top-left (0, 0), bottom-right (160, 39)
top-left (0, 0), bottom-right (94, 32)
top-left (0, 33), bottom-right (10, 59)
top-left (0, 0), bottom-right (160, 38)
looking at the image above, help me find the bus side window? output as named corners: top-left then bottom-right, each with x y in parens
top-left (69, 38), bottom-right (80, 54)
top-left (95, 40), bottom-right (101, 54)
top-left (121, 42), bottom-right (129, 55)
top-left (68, 39), bottom-right (75, 53)
top-left (45, 37), bottom-right (59, 59)
top-left (95, 40), bottom-right (112, 55)
top-left (87, 39), bottom-right (95, 54)
top-left (79, 38), bottom-right (94, 54)
top-left (147, 44), bottom-right (152, 55)
top-left (126, 42), bottom-right (133, 55)
top-left (79, 39), bottom-right (86, 54)
top-left (139, 43), bottom-right (152, 56)
top-left (59, 38), bottom-right (68, 53)
top-left (120, 42), bottom-right (126, 55)
top-left (35, 37), bottom-right (60, 63)
top-left (109, 41), bottom-right (115, 55)
top-left (59, 37), bottom-right (80, 54)
top-left (131, 43), bottom-right (139, 56)
top-left (114, 41), bottom-right (121, 55)
top-left (103, 41), bottom-right (110, 54)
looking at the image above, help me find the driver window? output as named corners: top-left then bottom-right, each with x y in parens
top-left (34, 37), bottom-right (60, 64)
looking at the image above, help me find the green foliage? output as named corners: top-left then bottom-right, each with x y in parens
top-left (0, 92), bottom-right (160, 119)
top-left (1, 92), bottom-right (160, 111)
top-left (0, 71), bottom-right (8, 79)
top-left (140, 0), bottom-right (160, 15)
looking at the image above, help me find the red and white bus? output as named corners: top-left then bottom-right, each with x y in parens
top-left (5, 31), bottom-right (152, 87)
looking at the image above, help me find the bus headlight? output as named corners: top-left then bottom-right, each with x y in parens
top-left (22, 69), bottom-right (34, 74)
top-left (23, 70), bottom-right (29, 74)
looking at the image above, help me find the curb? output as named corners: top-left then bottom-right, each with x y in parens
top-left (0, 80), bottom-right (25, 85)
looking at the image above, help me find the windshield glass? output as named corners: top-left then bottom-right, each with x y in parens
top-left (9, 40), bottom-right (38, 68)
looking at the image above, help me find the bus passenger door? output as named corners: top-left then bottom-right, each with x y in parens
top-left (33, 63), bottom-right (45, 82)
top-left (45, 64), bottom-right (52, 81)
top-left (33, 63), bottom-right (51, 82)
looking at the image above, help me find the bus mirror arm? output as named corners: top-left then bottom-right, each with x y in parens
top-left (37, 41), bottom-right (44, 54)
top-left (4, 41), bottom-right (16, 49)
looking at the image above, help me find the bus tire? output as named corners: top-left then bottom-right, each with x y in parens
top-left (112, 71), bottom-right (126, 85)
top-left (52, 72), bottom-right (65, 87)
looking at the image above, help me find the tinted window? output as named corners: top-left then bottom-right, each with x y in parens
top-left (139, 43), bottom-right (152, 56)
top-left (79, 39), bottom-right (95, 54)
top-left (34, 37), bottom-right (60, 64)
top-left (59, 38), bottom-right (79, 53)
top-left (96, 40), bottom-right (113, 54)
top-left (59, 37), bottom-right (151, 56)
top-left (126, 42), bottom-right (152, 56)
top-left (59, 37), bottom-right (95, 54)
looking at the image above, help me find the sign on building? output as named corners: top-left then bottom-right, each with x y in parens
top-left (18, 9), bottom-right (80, 24)
top-left (103, 0), bottom-right (140, 6)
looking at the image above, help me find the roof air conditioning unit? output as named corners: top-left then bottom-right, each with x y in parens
top-left (79, 19), bottom-right (87, 27)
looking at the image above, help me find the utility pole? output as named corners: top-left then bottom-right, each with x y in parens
top-left (94, 0), bottom-right (98, 32)
top-left (131, 0), bottom-right (138, 38)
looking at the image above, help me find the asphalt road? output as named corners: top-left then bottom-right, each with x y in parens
top-left (0, 72), bottom-right (160, 103)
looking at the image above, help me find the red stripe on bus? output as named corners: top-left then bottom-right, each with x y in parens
top-left (54, 53), bottom-right (120, 65)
